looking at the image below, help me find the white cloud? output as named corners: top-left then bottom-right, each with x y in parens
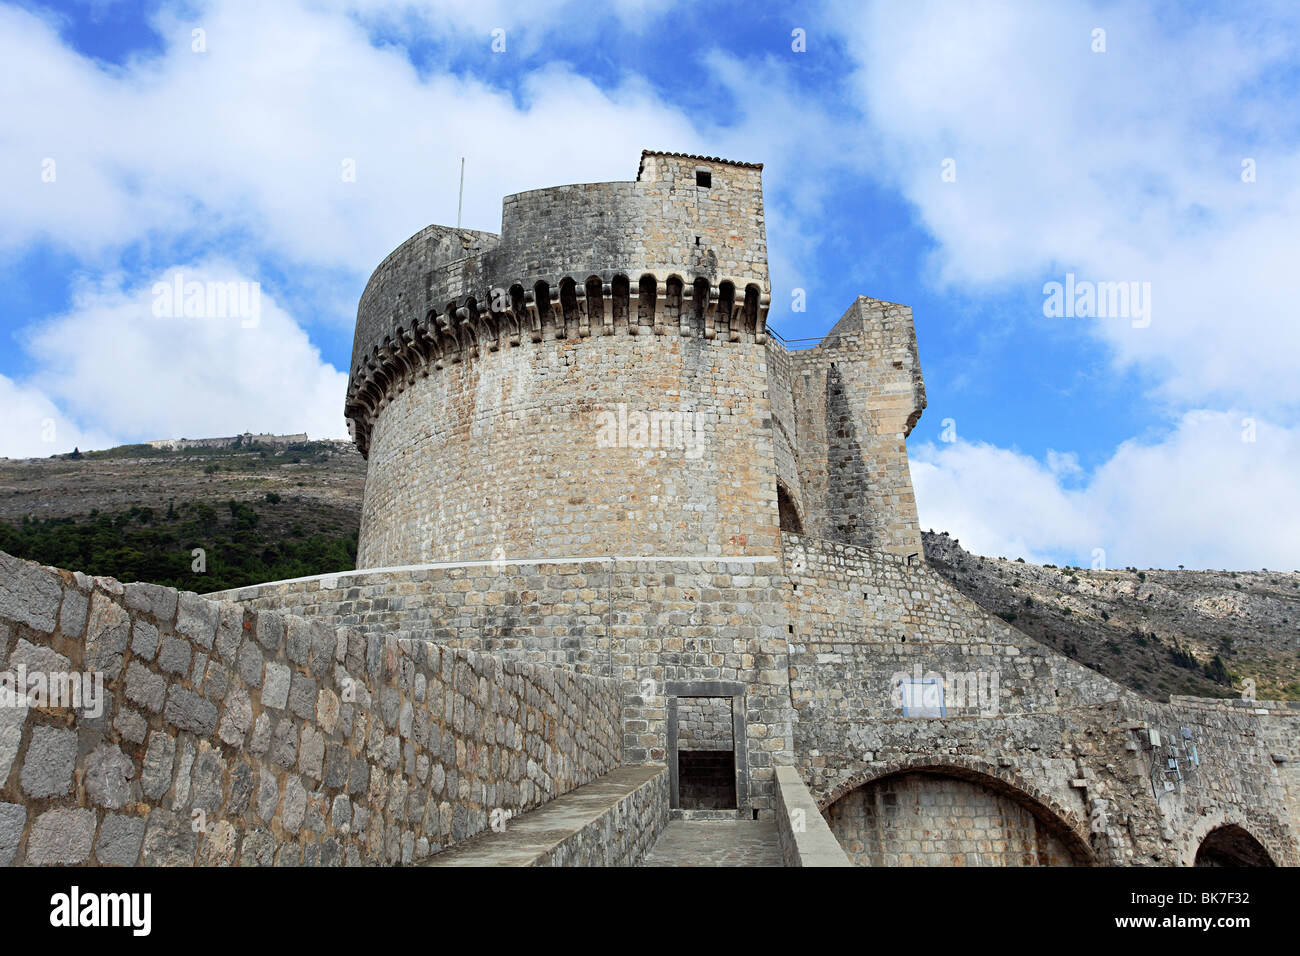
top-left (826, 0), bottom-right (1300, 413)
top-left (5, 262), bottom-right (349, 454)
top-left (0, 1), bottom-right (706, 298)
top-left (0, 373), bottom-right (118, 459)
top-left (912, 410), bottom-right (1300, 570)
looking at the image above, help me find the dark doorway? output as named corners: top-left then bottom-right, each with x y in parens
top-left (1194, 824), bottom-right (1275, 866)
top-left (665, 681), bottom-right (748, 813)
top-left (675, 696), bottom-right (736, 809)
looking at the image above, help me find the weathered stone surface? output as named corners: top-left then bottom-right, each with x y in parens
top-left (85, 590), bottom-right (130, 673)
top-left (141, 809), bottom-right (197, 866)
top-left (255, 610), bottom-right (284, 653)
top-left (256, 769), bottom-right (279, 823)
top-left (289, 672), bottom-right (317, 720)
top-left (27, 808), bottom-right (95, 865)
top-left (219, 686), bottom-right (253, 746)
top-left (249, 712), bottom-right (272, 756)
top-left (123, 581), bottom-right (178, 623)
top-left (59, 586), bottom-right (89, 640)
top-left (176, 591), bottom-right (218, 649)
top-left (141, 731), bottom-right (177, 800)
top-left (197, 819), bottom-right (237, 866)
top-left (0, 803), bottom-right (25, 865)
top-left (157, 634), bottom-right (192, 675)
top-left (262, 661), bottom-right (290, 710)
top-left (317, 688), bottom-right (340, 734)
top-left (271, 718), bottom-right (298, 769)
top-left (125, 660), bottom-right (166, 712)
top-left (131, 618), bottom-right (160, 660)
top-left (214, 603), bottom-right (244, 663)
top-left (0, 699), bottom-right (27, 784)
top-left (238, 639), bottom-right (263, 688)
top-left (20, 726), bottom-right (77, 798)
top-left (281, 775), bottom-right (307, 833)
top-left (0, 552), bottom-right (61, 631)
top-left (85, 742), bottom-right (135, 809)
top-left (114, 706), bottom-right (148, 744)
top-left (191, 747), bottom-right (225, 814)
top-left (164, 686), bottom-right (219, 737)
top-left (96, 813), bottom-right (146, 866)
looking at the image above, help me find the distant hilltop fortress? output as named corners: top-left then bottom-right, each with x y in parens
top-left (143, 432), bottom-right (309, 451)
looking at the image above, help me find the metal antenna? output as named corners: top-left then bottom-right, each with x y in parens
top-left (457, 157), bottom-right (465, 228)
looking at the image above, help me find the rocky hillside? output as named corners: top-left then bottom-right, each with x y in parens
top-left (923, 531), bottom-right (1300, 702)
top-left (2, 442), bottom-right (1295, 700)
top-left (0, 439), bottom-right (365, 592)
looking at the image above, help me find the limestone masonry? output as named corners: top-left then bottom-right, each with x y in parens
top-left (0, 151), bottom-right (1294, 866)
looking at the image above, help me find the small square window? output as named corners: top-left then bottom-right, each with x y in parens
top-left (696, 170), bottom-right (712, 188)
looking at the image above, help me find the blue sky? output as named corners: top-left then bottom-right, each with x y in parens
top-left (2, 0), bottom-right (1298, 570)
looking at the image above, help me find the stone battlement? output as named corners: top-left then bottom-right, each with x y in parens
top-left (346, 152), bottom-right (770, 457)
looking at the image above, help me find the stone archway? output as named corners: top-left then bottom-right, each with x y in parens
top-left (1179, 810), bottom-right (1288, 867)
top-left (820, 760), bottom-right (1095, 867)
top-left (1194, 824), bottom-right (1276, 867)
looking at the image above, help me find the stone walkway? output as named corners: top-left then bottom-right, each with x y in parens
top-left (421, 766), bottom-right (664, 866)
top-left (639, 819), bottom-right (784, 866)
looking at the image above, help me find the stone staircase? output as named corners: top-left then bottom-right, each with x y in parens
top-left (421, 765), bottom-right (667, 866)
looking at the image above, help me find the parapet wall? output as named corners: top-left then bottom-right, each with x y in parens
top-left (0, 550), bottom-right (622, 866)
top-left (210, 554), bottom-right (795, 812)
top-left (783, 533), bottom-right (1124, 728)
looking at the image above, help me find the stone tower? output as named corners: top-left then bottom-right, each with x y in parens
top-left (345, 151), bottom-right (926, 569)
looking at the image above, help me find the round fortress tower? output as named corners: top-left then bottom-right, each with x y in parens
top-left (346, 151), bottom-right (778, 567)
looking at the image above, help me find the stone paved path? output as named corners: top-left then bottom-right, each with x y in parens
top-left (639, 819), bottom-right (783, 866)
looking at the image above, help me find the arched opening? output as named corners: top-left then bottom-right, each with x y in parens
top-left (1194, 825), bottom-right (1276, 867)
top-left (611, 274), bottom-right (630, 328)
top-left (559, 277), bottom-right (580, 336)
top-left (717, 281), bottom-right (735, 338)
top-left (742, 283), bottom-right (760, 337)
top-left (665, 275), bottom-right (683, 332)
top-left (692, 277), bottom-right (710, 329)
top-left (777, 482), bottom-right (803, 534)
top-left (585, 276), bottom-right (604, 328)
top-left (637, 274), bottom-right (657, 330)
top-left (508, 284), bottom-right (527, 344)
top-left (824, 768), bottom-right (1089, 866)
top-left (533, 280), bottom-right (552, 334)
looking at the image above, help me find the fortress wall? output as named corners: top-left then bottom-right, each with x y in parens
top-left (791, 297), bottom-right (927, 558)
top-left (764, 338), bottom-right (804, 523)
top-left (349, 224), bottom-right (501, 375)
top-left (782, 534), bottom-right (1300, 865)
top-left (784, 533), bottom-right (1124, 727)
top-left (357, 330), bottom-right (781, 568)
top-left (1143, 697), bottom-right (1300, 866)
top-left (1256, 705), bottom-right (1300, 840)
top-left (0, 551), bottom-right (622, 866)
top-left (211, 556), bottom-right (795, 812)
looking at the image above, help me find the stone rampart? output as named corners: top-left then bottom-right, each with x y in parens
top-left (0, 550), bottom-right (622, 866)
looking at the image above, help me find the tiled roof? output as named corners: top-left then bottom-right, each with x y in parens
top-left (638, 150), bottom-right (764, 175)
